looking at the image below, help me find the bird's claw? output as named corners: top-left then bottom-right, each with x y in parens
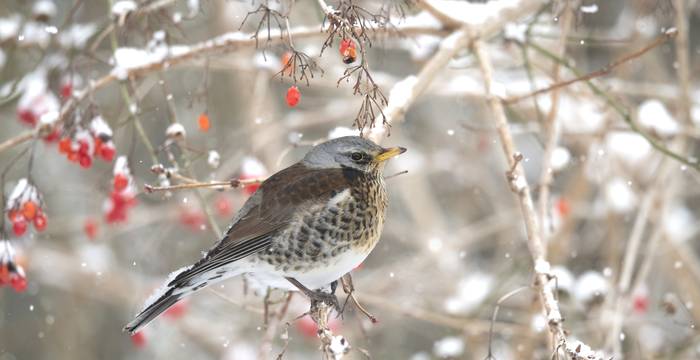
top-left (309, 290), bottom-right (341, 314)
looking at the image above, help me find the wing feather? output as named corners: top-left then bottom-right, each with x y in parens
top-left (168, 163), bottom-right (355, 287)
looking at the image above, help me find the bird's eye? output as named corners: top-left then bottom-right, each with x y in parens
top-left (351, 152), bottom-right (364, 161)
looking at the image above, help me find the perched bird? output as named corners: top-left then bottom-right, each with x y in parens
top-left (124, 136), bottom-right (406, 334)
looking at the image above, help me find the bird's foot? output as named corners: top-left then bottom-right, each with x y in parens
top-left (285, 277), bottom-right (341, 313)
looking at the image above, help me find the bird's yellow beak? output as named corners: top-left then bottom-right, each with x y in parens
top-left (375, 146), bottom-right (407, 162)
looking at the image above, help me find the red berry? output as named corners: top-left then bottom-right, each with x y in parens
top-left (58, 137), bottom-right (71, 154)
top-left (67, 151), bottom-right (79, 163)
top-left (10, 274), bottom-right (27, 292)
top-left (79, 154), bottom-right (92, 168)
top-left (286, 86), bottom-right (301, 107)
top-left (93, 137), bottom-right (103, 156)
top-left (179, 207), bottom-right (205, 231)
top-left (34, 212), bottom-right (47, 232)
top-left (12, 218), bottom-right (28, 236)
top-left (130, 332), bottom-right (146, 348)
top-left (214, 195), bottom-right (233, 218)
top-left (60, 83), bottom-right (72, 99)
top-left (339, 39), bottom-right (357, 64)
top-left (44, 127), bottom-right (60, 142)
top-left (100, 143), bottom-right (116, 162)
top-left (17, 109), bottom-right (37, 126)
top-left (0, 264), bottom-right (9, 285)
top-left (22, 201), bottom-right (38, 220)
top-left (78, 140), bottom-right (89, 155)
top-left (633, 294), bottom-right (649, 314)
top-left (555, 198), bottom-right (571, 217)
top-left (198, 113), bottom-right (210, 132)
top-left (7, 209), bottom-right (21, 222)
top-left (84, 218), bottom-right (98, 239)
top-left (114, 174), bottom-right (129, 192)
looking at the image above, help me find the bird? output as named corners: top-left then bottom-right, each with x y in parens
top-left (124, 136), bottom-right (406, 334)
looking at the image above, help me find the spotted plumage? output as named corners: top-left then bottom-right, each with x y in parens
top-left (124, 136), bottom-right (405, 334)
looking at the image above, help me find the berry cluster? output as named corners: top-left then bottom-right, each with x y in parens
top-left (16, 77), bottom-right (60, 127)
top-left (6, 179), bottom-right (47, 236)
top-left (104, 156), bottom-right (137, 223)
top-left (0, 241), bottom-right (27, 292)
top-left (58, 116), bottom-right (116, 168)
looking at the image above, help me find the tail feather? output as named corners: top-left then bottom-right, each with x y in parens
top-left (124, 287), bottom-right (182, 334)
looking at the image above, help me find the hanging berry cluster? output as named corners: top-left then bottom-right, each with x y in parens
top-left (16, 74), bottom-right (60, 128)
top-left (58, 116), bottom-right (116, 168)
top-left (0, 241), bottom-right (27, 293)
top-left (6, 179), bottom-right (47, 236)
top-left (104, 156), bottom-right (137, 223)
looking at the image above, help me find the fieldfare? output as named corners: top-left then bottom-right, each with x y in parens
top-left (125, 136), bottom-right (405, 333)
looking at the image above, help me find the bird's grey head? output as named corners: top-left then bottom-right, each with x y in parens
top-left (302, 136), bottom-right (406, 172)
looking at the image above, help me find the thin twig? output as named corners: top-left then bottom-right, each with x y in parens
top-left (144, 178), bottom-right (263, 193)
top-left (503, 29), bottom-right (678, 104)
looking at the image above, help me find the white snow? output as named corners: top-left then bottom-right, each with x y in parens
top-left (604, 177), bottom-right (637, 213)
top-left (207, 150), bottom-right (220, 169)
top-left (20, 21), bottom-right (51, 47)
top-left (328, 335), bottom-right (350, 359)
top-left (386, 76), bottom-right (418, 117)
top-left (550, 146), bottom-right (571, 171)
top-left (551, 266), bottom-right (575, 294)
top-left (58, 23), bottom-right (97, 49)
top-left (534, 259), bottom-right (551, 274)
top-left (638, 99), bottom-right (679, 136)
top-left (574, 271), bottom-right (609, 304)
top-left (114, 156), bottom-right (131, 176)
top-left (112, 0), bottom-right (137, 17)
top-left (90, 115), bottom-right (113, 138)
top-left (241, 157), bottom-right (266, 176)
top-left (580, 4), bottom-right (599, 13)
top-left (39, 110), bottom-right (59, 125)
top-left (7, 178), bottom-right (31, 208)
top-left (531, 314), bottom-right (547, 332)
top-left (33, 0), bottom-right (57, 19)
top-left (504, 22), bottom-right (527, 43)
top-left (565, 339), bottom-right (606, 360)
top-left (328, 126), bottom-right (360, 139)
top-left (111, 47), bottom-right (168, 80)
top-left (165, 122), bottom-right (186, 139)
top-left (664, 205), bottom-right (695, 243)
top-left (0, 15), bottom-right (22, 42)
top-left (558, 97), bottom-right (606, 133)
top-left (605, 131), bottom-right (652, 166)
top-left (433, 336), bottom-right (465, 358)
top-left (444, 272), bottom-right (493, 314)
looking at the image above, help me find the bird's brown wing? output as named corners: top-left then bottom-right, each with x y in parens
top-left (168, 163), bottom-right (357, 287)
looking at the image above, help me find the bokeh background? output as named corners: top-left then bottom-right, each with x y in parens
top-left (1, 0), bottom-right (699, 359)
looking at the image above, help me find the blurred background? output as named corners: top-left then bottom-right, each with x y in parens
top-left (1, 0), bottom-right (699, 359)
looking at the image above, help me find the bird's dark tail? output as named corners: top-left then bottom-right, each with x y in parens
top-left (123, 286), bottom-right (182, 334)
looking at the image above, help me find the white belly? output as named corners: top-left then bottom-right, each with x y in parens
top-left (244, 250), bottom-right (369, 291)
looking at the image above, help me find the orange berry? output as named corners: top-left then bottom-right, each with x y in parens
top-left (22, 201), bottom-right (37, 220)
top-left (281, 52), bottom-right (293, 76)
top-left (198, 113), bottom-right (210, 132)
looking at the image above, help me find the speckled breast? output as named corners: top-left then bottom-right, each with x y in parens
top-left (257, 170), bottom-right (387, 273)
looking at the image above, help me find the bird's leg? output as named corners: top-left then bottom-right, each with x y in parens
top-left (285, 277), bottom-right (341, 312)
top-left (340, 273), bottom-right (378, 323)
